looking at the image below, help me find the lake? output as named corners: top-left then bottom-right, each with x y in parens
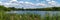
top-left (6, 11), bottom-right (60, 16)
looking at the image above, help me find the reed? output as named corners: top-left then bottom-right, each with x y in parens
top-left (0, 11), bottom-right (60, 20)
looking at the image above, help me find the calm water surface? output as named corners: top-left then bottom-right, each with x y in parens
top-left (6, 11), bottom-right (60, 16)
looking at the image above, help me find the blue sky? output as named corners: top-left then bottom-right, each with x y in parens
top-left (0, 0), bottom-right (60, 9)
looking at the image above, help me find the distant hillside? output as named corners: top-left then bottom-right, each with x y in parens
top-left (35, 7), bottom-right (60, 11)
top-left (9, 7), bottom-right (60, 11)
top-left (0, 5), bottom-right (60, 11)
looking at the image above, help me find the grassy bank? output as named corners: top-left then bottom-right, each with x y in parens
top-left (0, 11), bottom-right (60, 20)
top-left (0, 12), bottom-right (41, 20)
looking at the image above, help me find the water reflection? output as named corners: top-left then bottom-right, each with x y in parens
top-left (6, 11), bottom-right (60, 16)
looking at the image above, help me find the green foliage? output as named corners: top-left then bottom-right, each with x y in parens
top-left (0, 11), bottom-right (41, 20)
top-left (0, 5), bottom-right (6, 10)
top-left (0, 11), bottom-right (60, 20)
top-left (0, 5), bottom-right (11, 11)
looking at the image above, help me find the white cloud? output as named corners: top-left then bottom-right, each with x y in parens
top-left (24, 2), bottom-right (34, 5)
top-left (5, 3), bottom-right (10, 5)
top-left (51, 1), bottom-right (55, 2)
top-left (0, 1), bottom-right (2, 3)
top-left (46, 0), bottom-right (56, 5)
top-left (0, 1), bottom-right (51, 8)
top-left (10, 0), bottom-right (18, 3)
top-left (19, 1), bottom-right (24, 3)
top-left (0, 2), bottom-right (3, 5)
top-left (39, 3), bottom-right (46, 6)
top-left (11, 0), bottom-right (17, 1)
top-left (36, 3), bottom-right (46, 6)
top-left (48, 1), bottom-right (56, 5)
top-left (0, 0), bottom-right (60, 8)
top-left (25, 2), bottom-right (30, 4)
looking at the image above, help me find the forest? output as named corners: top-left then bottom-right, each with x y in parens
top-left (0, 5), bottom-right (60, 11)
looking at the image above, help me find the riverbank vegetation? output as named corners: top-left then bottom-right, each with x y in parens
top-left (0, 5), bottom-right (60, 20)
top-left (0, 11), bottom-right (60, 20)
top-left (0, 5), bottom-right (60, 11)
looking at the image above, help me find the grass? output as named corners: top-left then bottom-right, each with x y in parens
top-left (0, 11), bottom-right (60, 20)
